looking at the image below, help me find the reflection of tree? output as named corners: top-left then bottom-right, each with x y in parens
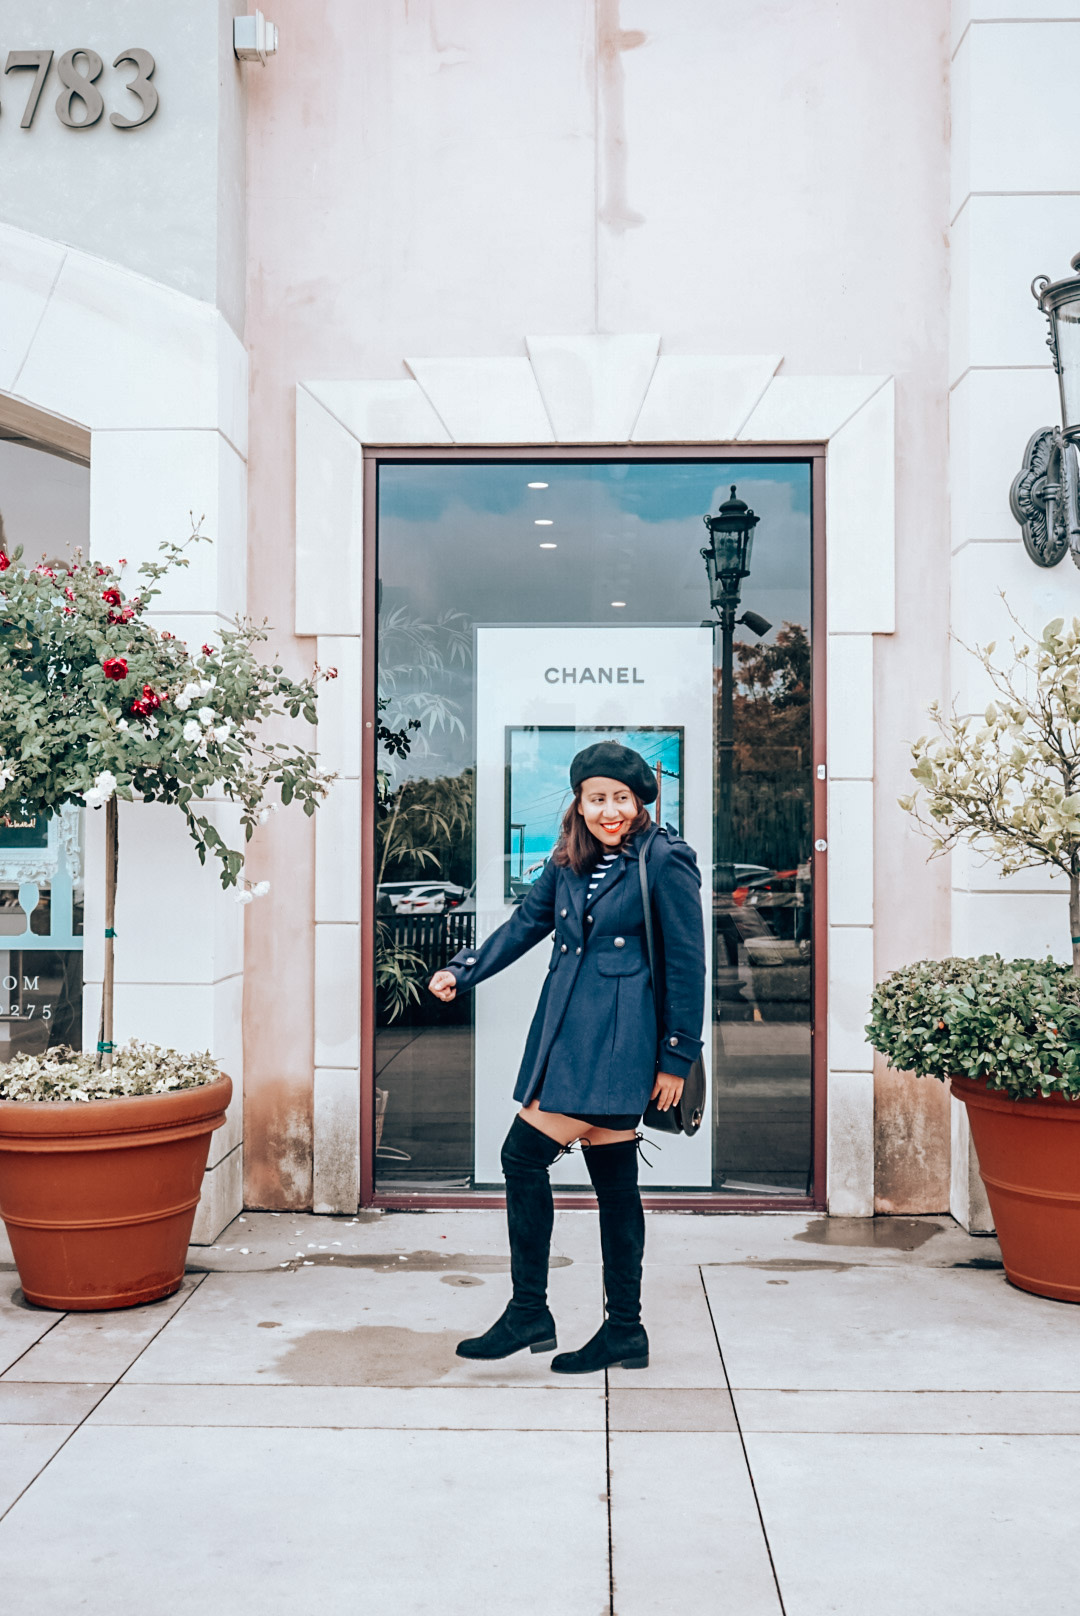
top-left (375, 609), bottom-right (474, 1020)
top-left (378, 768), bottom-right (474, 888)
top-left (717, 623), bottom-right (812, 870)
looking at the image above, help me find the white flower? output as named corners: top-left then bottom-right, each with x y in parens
top-left (141, 720), bottom-right (159, 742)
top-left (0, 760), bottom-right (16, 787)
top-left (252, 881), bottom-right (271, 898)
top-left (84, 770), bottom-right (117, 809)
top-left (182, 719), bottom-right (201, 743)
top-left (174, 692), bottom-right (191, 712)
top-left (116, 719), bottom-right (129, 732)
top-left (258, 806), bottom-right (271, 825)
top-left (213, 719), bottom-right (232, 743)
top-left (235, 889), bottom-right (254, 905)
top-left (197, 706), bottom-right (215, 727)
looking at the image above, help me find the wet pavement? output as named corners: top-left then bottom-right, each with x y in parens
top-left (0, 1209), bottom-right (1076, 1614)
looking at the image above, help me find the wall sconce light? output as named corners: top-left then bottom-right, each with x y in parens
top-left (1011, 252), bottom-right (1080, 569)
top-left (234, 12), bottom-right (279, 64)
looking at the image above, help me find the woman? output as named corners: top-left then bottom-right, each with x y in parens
top-left (428, 739), bottom-right (706, 1374)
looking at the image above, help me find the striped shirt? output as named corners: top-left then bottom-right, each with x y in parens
top-left (586, 850), bottom-right (619, 902)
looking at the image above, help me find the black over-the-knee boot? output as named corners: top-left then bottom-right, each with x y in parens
top-left (456, 1115), bottom-right (563, 1360)
top-left (552, 1138), bottom-right (649, 1373)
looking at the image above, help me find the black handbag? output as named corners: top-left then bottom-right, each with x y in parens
top-left (638, 830), bottom-right (707, 1137)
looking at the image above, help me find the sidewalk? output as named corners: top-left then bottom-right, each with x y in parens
top-left (0, 1208), bottom-right (1076, 1615)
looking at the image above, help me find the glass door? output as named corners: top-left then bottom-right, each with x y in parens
top-left (370, 453), bottom-right (819, 1200)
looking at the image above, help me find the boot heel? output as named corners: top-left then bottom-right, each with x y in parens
top-left (529, 1337), bottom-right (557, 1353)
top-left (618, 1353), bottom-right (649, 1369)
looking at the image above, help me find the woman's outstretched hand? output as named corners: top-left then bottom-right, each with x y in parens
top-left (428, 969), bottom-right (458, 1002)
top-left (651, 1072), bottom-right (684, 1112)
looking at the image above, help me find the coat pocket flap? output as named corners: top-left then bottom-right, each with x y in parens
top-left (596, 938), bottom-right (646, 976)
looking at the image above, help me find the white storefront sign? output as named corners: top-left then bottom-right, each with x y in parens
top-left (472, 625), bottom-right (714, 1187)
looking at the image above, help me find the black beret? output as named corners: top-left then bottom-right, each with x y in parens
top-left (569, 740), bottom-right (658, 804)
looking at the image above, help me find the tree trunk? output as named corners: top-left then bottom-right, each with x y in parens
top-left (97, 795), bottom-right (118, 1069)
top-left (1071, 865), bottom-right (1080, 977)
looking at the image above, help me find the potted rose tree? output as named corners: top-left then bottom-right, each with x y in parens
top-left (0, 533), bottom-right (332, 1309)
top-left (869, 613), bottom-right (1080, 1301)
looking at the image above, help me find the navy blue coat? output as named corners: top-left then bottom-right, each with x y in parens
top-left (446, 826), bottom-right (706, 1116)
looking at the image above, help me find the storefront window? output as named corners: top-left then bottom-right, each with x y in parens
top-left (374, 457), bottom-right (815, 1196)
top-left (0, 432), bottom-right (89, 1059)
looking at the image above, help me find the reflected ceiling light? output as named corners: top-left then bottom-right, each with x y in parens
top-left (528, 481), bottom-right (549, 488)
top-left (611, 600), bottom-right (626, 608)
top-left (534, 519), bottom-right (553, 525)
top-left (539, 541), bottom-right (557, 549)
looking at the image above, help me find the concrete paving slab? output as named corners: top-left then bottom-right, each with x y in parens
top-left (0, 1382), bottom-right (109, 1424)
top-left (608, 1387), bottom-right (737, 1431)
top-left (746, 1432), bottom-right (1080, 1616)
top-left (702, 1263), bottom-right (1080, 1390)
top-left (0, 1424), bottom-right (610, 1616)
top-left (2, 1277), bottom-right (203, 1383)
top-left (88, 1382), bottom-right (604, 1429)
top-left (610, 1432), bottom-right (782, 1615)
top-left (0, 1281), bottom-right (60, 1375)
top-left (124, 1260), bottom-right (603, 1388)
top-left (640, 1212), bottom-right (993, 1269)
top-left (736, 1389), bottom-right (1080, 1433)
top-left (196, 1207), bottom-right (605, 1268)
top-left (608, 1264), bottom-right (727, 1388)
top-left (0, 1425), bottom-right (74, 1514)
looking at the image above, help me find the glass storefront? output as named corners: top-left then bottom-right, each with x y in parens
top-left (373, 456), bottom-right (816, 1197)
top-left (0, 432), bottom-right (89, 1060)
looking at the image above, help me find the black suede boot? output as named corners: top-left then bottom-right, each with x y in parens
top-left (456, 1115), bottom-right (563, 1360)
top-left (552, 1138), bottom-right (649, 1373)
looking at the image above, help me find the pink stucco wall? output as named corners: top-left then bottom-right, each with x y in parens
top-left (243, 0), bottom-right (952, 1208)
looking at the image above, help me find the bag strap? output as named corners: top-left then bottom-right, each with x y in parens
top-left (637, 827), bottom-right (661, 1022)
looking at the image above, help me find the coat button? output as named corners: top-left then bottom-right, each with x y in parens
top-left (466, 958), bottom-right (476, 965)
top-left (560, 908), bottom-right (567, 918)
top-left (561, 944), bottom-right (568, 953)
top-left (614, 936), bottom-right (625, 948)
top-left (575, 947), bottom-right (581, 955)
top-left (669, 1036), bottom-right (678, 1047)
top-left (586, 914), bottom-right (593, 924)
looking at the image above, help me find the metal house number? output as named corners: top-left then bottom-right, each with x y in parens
top-left (2, 49), bottom-right (158, 130)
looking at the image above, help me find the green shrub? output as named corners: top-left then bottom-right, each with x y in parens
top-left (867, 955), bottom-right (1080, 1100)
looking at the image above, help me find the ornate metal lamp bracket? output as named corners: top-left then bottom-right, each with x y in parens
top-left (1010, 425), bottom-right (1073, 568)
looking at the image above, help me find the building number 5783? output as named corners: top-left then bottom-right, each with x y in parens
top-left (2, 48), bottom-right (158, 130)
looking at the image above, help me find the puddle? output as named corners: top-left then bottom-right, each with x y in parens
top-left (272, 1250), bottom-right (571, 1276)
top-left (951, 1257), bottom-right (1005, 1271)
top-left (740, 1258), bottom-right (855, 1274)
top-left (274, 1323), bottom-right (467, 1385)
top-left (795, 1217), bottom-right (943, 1252)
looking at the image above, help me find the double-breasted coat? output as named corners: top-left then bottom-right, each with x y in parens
top-left (445, 826), bottom-right (706, 1117)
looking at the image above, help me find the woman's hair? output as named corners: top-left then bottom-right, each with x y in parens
top-left (551, 786), bottom-right (652, 875)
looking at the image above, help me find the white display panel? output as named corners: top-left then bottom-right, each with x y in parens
top-left (472, 626), bottom-right (714, 1188)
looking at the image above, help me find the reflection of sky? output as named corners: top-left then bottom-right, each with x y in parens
top-left (378, 459), bottom-right (811, 783)
top-left (0, 441), bottom-right (88, 565)
top-left (508, 727), bottom-right (682, 871)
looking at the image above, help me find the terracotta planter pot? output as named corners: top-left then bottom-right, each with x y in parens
top-left (952, 1075), bottom-right (1080, 1303)
top-left (0, 1074), bottom-right (231, 1311)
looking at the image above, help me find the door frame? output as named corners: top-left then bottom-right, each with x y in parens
top-left (361, 442), bottom-right (828, 1211)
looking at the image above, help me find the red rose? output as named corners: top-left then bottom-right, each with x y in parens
top-left (122, 606), bottom-right (134, 621)
top-left (64, 587), bottom-right (74, 602)
top-left (129, 698), bottom-right (148, 717)
top-left (142, 685), bottom-right (161, 711)
top-left (102, 657), bottom-right (128, 682)
top-left (201, 644), bottom-right (215, 657)
top-left (102, 587), bottom-right (121, 607)
top-left (118, 558), bottom-right (127, 566)
top-left (0, 554), bottom-right (9, 572)
top-left (161, 631), bottom-right (174, 641)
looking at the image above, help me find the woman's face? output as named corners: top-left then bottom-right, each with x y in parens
top-left (577, 776), bottom-right (638, 847)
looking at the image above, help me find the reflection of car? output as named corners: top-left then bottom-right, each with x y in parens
top-left (732, 869), bottom-right (798, 909)
top-left (377, 881), bottom-right (467, 915)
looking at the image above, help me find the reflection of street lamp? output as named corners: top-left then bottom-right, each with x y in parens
top-left (701, 486), bottom-right (772, 895)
